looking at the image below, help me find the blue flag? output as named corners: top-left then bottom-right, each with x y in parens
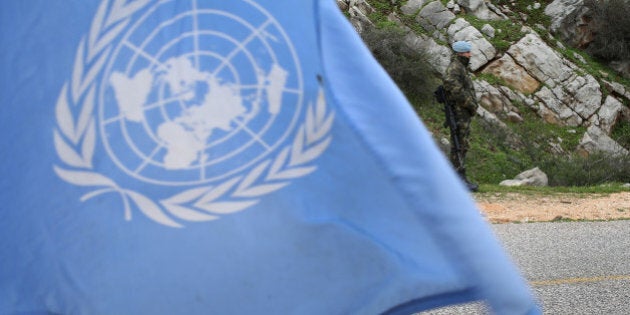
top-left (0, 0), bottom-right (540, 314)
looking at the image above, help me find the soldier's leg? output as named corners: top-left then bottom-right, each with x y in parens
top-left (456, 118), bottom-right (478, 191)
top-left (450, 144), bottom-right (464, 172)
top-left (458, 119), bottom-right (471, 161)
top-left (452, 118), bottom-right (470, 172)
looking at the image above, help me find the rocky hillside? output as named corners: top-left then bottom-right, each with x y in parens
top-left (337, 0), bottom-right (630, 160)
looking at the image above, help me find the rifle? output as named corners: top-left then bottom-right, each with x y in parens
top-left (434, 85), bottom-right (464, 168)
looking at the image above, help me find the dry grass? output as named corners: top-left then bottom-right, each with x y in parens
top-left (475, 191), bottom-right (630, 223)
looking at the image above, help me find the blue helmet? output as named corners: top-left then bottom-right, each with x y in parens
top-left (452, 41), bottom-right (472, 53)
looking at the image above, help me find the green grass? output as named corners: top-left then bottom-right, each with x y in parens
top-left (475, 183), bottom-right (630, 195)
top-left (465, 15), bottom-right (525, 53)
top-left (560, 46), bottom-right (630, 88)
top-left (475, 73), bottom-right (509, 87)
top-left (493, 0), bottom-right (553, 27)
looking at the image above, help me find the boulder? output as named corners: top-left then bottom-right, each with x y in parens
top-left (447, 18), bottom-right (496, 71)
top-left (507, 111), bottom-right (524, 123)
top-left (474, 80), bottom-right (520, 117)
top-left (340, 0), bottom-right (375, 33)
top-left (481, 24), bottom-right (495, 38)
top-left (589, 96), bottom-right (627, 135)
top-left (507, 33), bottom-right (574, 86)
top-left (546, 2), bottom-right (593, 48)
top-left (577, 126), bottom-right (630, 156)
top-left (603, 80), bottom-right (630, 102)
top-left (485, 2), bottom-right (510, 20)
top-left (565, 74), bottom-right (602, 119)
top-left (482, 54), bottom-right (540, 94)
top-left (534, 86), bottom-right (583, 126)
top-left (457, 0), bottom-right (503, 20)
top-left (416, 1), bottom-right (456, 33)
top-left (404, 32), bottom-right (452, 75)
top-left (508, 33), bottom-right (603, 126)
top-left (500, 167), bottom-right (549, 187)
top-left (337, 0), bottom-right (349, 11)
top-left (546, 0), bottom-right (630, 79)
top-left (401, 0), bottom-right (429, 15)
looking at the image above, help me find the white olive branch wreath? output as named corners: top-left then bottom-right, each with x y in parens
top-left (53, 0), bottom-right (334, 228)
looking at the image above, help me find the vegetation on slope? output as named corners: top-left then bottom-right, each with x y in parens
top-left (358, 0), bottom-right (630, 186)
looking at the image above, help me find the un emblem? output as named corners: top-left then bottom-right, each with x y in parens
top-left (53, 0), bottom-right (334, 227)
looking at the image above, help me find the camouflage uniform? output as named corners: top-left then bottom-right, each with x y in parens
top-left (443, 54), bottom-right (478, 176)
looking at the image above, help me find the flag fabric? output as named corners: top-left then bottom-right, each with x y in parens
top-left (0, 0), bottom-right (540, 314)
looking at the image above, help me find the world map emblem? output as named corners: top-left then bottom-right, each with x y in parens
top-left (53, 0), bottom-right (334, 228)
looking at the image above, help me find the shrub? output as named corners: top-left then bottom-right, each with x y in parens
top-left (539, 152), bottom-right (630, 186)
top-left (360, 26), bottom-right (438, 102)
top-left (584, 0), bottom-right (630, 61)
top-left (611, 120), bottom-right (630, 149)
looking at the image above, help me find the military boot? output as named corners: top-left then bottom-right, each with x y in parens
top-left (457, 169), bottom-right (479, 192)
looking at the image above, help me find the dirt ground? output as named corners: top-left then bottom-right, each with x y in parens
top-left (474, 191), bottom-right (630, 223)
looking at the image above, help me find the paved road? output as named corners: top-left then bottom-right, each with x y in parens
top-left (420, 220), bottom-right (630, 314)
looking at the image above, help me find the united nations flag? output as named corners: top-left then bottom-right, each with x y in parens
top-left (0, 0), bottom-right (539, 314)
